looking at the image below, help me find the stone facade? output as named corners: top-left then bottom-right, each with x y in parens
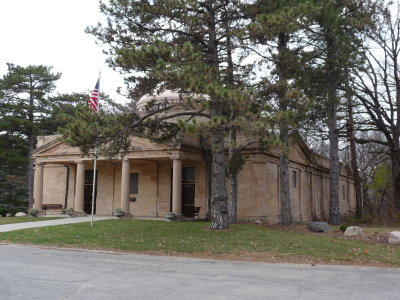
top-left (32, 133), bottom-right (356, 223)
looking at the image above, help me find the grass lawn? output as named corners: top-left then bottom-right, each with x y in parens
top-left (0, 219), bottom-right (399, 266)
top-left (0, 217), bottom-right (63, 225)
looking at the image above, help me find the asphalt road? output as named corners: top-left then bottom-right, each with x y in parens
top-left (0, 244), bottom-right (399, 300)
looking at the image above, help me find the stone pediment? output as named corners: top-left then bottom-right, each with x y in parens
top-left (288, 144), bottom-right (308, 163)
top-left (33, 139), bottom-right (81, 157)
top-left (33, 135), bottom-right (179, 158)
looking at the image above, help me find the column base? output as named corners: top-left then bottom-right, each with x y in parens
top-left (174, 214), bottom-right (186, 221)
top-left (123, 212), bottom-right (133, 218)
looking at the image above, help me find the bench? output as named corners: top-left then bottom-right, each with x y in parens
top-left (193, 207), bottom-right (200, 219)
top-left (42, 204), bottom-right (63, 214)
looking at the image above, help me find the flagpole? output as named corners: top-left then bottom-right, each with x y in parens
top-left (90, 147), bottom-right (97, 227)
top-left (90, 70), bottom-right (101, 227)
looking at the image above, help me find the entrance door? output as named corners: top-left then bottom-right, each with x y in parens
top-left (182, 167), bottom-right (195, 217)
top-left (84, 170), bottom-right (97, 214)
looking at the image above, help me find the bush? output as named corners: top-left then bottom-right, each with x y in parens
top-left (339, 225), bottom-right (349, 232)
top-left (0, 207), bottom-right (6, 217)
top-left (359, 214), bottom-right (373, 224)
top-left (65, 208), bottom-right (75, 216)
top-left (28, 208), bottom-right (38, 217)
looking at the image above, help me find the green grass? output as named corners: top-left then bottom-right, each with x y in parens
top-left (0, 220), bottom-right (399, 266)
top-left (0, 217), bottom-right (63, 225)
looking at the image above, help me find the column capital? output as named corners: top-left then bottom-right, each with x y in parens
top-left (170, 153), bottom-right (181, 160)
top-left (75, 160), bottom-right (85, 164)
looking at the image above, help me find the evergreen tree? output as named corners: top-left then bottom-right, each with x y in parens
top-left (85, 0), bottom-right (257, 229)
top-left (0, 63), bottom-right (61, 208)
top-left (247, 0), bottom-right (312, 224)
top-left (303, 0), bottom-right (375, 224)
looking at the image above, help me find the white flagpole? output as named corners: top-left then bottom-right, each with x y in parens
top-left (91, 70), bottom-right (101, 227)
top-left (90, 147), bottom-right (97, 227)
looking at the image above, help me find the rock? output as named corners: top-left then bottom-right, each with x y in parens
top-left (15, 212), bottom-right (27, 217)
top-left (6, 213), bottom-right (12, 217)
top-left (254, 219), bottom-right (263, 224)
top-left (344, 226), bottom-right (363, 237)
top-left (307, 222), bottom-right (331, 233)
top-left (388, 231), bottom-right (400, 245)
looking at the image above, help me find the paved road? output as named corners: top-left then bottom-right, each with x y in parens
top-left (0, 216), bottom-right (116, 232)
top-left (0, 244), bottom-right (399, 300)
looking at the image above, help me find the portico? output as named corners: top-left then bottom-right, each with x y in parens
top-left (32, 137), bottom-right (208, 218)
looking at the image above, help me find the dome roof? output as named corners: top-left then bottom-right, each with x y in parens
top-left (136, 90), bottom-right (183, 112)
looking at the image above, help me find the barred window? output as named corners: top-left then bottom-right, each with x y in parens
top-left (130, 173), bottom-right (138, 194)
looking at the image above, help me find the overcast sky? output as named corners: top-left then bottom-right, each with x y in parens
top-left (0, 0), bottom-right (128, 103)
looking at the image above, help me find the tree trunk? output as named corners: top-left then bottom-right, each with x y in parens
top-left (225, 24), bottom-right (238, 224)
top-left (210, 125), bottom-right (230, 229)
top-left (391, 148), bottom-right (400, 211)
top-left (325, 31), bottom-right (341, 225)
top-left (347, 98), bottom-right (363, 219)
top-left (228, 128), bottom-right (238, 224)
top-left (279, 129), bottom-right (293, 224)
top-left (277, 32), bottom-right (293, 225)
top-left (208, 3), bottom-right (229, 229)
top-left (328, 95), bottom-right (341, 224)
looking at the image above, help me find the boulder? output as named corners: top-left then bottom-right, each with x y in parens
top-left (388, 231), bottom-right (400, 245)
top-left (15, 212), bottom-right (27, 217)
top-left (254, 219), bottom-right (263, 224)
top-left (344, 226), bottom-right (363, 237)
top-left (6, 213), bottom-right (11, 217)
top-left (307, 222), bottom-right (331, 233)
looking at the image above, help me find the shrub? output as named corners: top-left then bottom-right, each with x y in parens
top-left (339, 225), bottom-right (349, 232)
top-left (28, 208), bottom-right (38, 217)
top-left (360, 214), bottom-right (373, 224)
top-left (65, 208), bottom-right (75, 216)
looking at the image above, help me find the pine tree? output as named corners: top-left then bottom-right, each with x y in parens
top-left (86, 0), bottom-right (256, 229)
top-left (303, 0), bottom-right (375, 224)
top-left (247, 0), bottom-right (312, 224)
top-left (0, 63), bottom-right (61, 208)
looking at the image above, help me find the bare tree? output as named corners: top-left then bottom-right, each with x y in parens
top-left (352, 3), bottom-right (400, 213)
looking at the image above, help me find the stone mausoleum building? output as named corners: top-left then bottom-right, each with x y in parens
top-left (32, 91), bottom-right (356, 223)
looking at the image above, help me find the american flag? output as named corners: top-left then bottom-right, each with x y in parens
top-left (89, 78), bottom-right (100, 112)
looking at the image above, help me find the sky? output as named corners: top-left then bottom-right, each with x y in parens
top-left (0, 0), bottom-right (128, 104)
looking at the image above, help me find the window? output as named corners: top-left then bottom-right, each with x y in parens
top-left (292, 170), bottom-right (297, 188)
top-left (342, 185), bottom-right (346, 200)
top-left (130, 173), bottom-right (138, 194)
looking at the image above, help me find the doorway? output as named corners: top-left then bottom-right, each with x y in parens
top-left (182, 167), bottom-right (195, 217)
top-left (84, 170), bottom-right (97, 214)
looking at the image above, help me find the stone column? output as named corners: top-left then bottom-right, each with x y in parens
top-left (33, 163), bottom-right (44, 210)
top-left (75, 161), bottom-right (85, 212)
top-left (121, 159), bottom-right (130, 212)
top-left (172, 158), bottom-right (182, 215)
